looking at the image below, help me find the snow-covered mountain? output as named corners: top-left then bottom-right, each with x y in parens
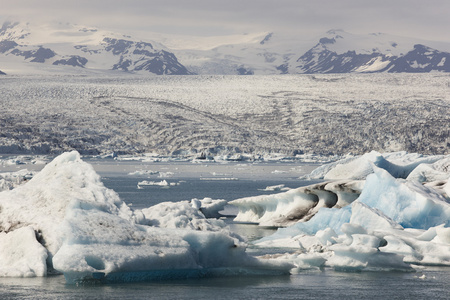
top-left (1, 21), bottom-right (450, 75)
top-left (289, 30), bottom-right (450, 74)
top-left (156, 31), bottom-right (306, 75)
top-left (0, 21), bottom-right (192, 75)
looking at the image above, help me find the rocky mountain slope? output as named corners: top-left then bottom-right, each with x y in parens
top-left (289, 30), bottom-right (450, 74)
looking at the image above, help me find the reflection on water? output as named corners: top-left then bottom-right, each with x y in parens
top-left (1, 268), bottom-right (449, 300)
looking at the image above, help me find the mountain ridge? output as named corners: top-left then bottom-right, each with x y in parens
top-left (1, 21), bottom-right (450, 75)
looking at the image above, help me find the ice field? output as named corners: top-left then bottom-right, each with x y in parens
top-left (1, 73), bottom-right (449, 156)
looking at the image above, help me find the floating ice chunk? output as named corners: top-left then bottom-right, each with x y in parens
top-left (253, 157), bottom-right (450, 271)
top-left (128, 170), bottom-right (160, 176)
top-left (190, 197), bottom-right (228, 218)
top-left (258, 184), bottom-right (291, 192)
top-left (308, 151), bottom-right (443, 180)
top-left (231, 180), bottom-right (362, 227)
top-left (407, 156), bottom-right (450, 183)
top-left (0, 226), bottom-right (48, 277)
top-left (358, 167), bottom-right (450, 229)
top-left (0, 151), bottom-right (133, 257)
top-left (137, 180), bottom-right (170, 187)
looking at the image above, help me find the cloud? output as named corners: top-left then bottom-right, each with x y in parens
top-left (1, 0), bottom-right (449, 41)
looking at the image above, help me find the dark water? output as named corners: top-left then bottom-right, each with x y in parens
top-left (1, 268), bottom-right (449, 299)
top-left (1, 161), bottom-right (449, 299)
top-left (101, 176), bottom-right (316, 209)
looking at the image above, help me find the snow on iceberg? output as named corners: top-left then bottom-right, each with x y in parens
top-left (0, 151), bottom-right (291, 282)
top-left (139, 200), bottom-right (229, 231)
top-left (0, 169), bottom-right (35, 192)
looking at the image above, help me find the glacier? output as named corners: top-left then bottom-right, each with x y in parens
top-left (1, 74), bottom-right (449, 157)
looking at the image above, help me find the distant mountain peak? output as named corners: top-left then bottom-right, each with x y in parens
top-left (288, 30), bottom-right (450, 74)
top-left (0, 20), bottom-right (193, 75)
top-left (326, 29), bottom-right (346, 35)
top-left (260, 32), bottom-right (273, 45)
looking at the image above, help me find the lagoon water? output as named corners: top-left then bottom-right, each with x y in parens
top-left (0, 159), bottom-right (449, 299)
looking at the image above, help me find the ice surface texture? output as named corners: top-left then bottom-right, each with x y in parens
top-left (1, 75), bottom-right (449, 157)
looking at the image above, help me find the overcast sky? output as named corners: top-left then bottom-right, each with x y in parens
top-left (1, 0), bottom-right (449, 41)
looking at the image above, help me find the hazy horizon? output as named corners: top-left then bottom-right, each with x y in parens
top-left (1, 0), bottom-right (449, 42)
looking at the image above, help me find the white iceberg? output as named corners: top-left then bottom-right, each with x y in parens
top-left (0, 151), bottom-right (290, 283)
top-left (258, 184), bottom-right (291, 192)
top-left (307, 151), bottom-right (444, 180)
top-left (137, 180), bottom-right (170, 187)
top-left (0, 169), bottom-right (35, 191)
top-left (406, 156), bottom-right (450, 183)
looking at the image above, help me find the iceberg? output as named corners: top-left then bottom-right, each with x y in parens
top-left (0, 151), bottom-right (291, 283)
top-left (252, 160), bottom-right (450, 271)
top-left (357, 167), bottom-right (450, 229)
top-left (230, 180), bottom-right (363, 227)
top-left (137, 180), bottom-right (170, 187)
top-left (307, 151), bottom-right (444, 180)
top-left (406, 156), bottom-right (450, 183)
